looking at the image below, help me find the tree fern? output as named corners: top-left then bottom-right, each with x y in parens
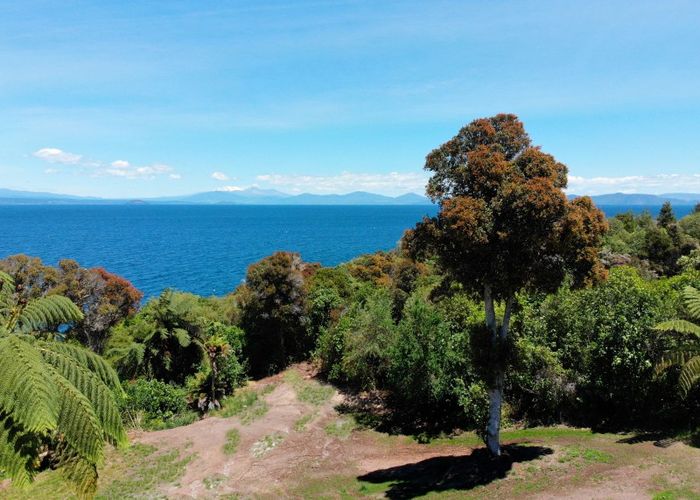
top-left (654, 285), bottom-right (700, 396)
top-left (0, 271), bottom-right (126, 498)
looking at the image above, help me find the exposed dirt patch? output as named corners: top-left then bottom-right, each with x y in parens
top-left (3, 363), bottom-right (698, 499)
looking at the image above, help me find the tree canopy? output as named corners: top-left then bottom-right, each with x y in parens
top-left (404, 114), bottom-right (608, 455)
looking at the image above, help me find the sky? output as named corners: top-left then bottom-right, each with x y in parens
top-left (1, 0), bottom-right (700, 198)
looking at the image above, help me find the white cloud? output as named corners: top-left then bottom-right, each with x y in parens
top-left (33, 148), bottom-right (82, 164)
top-left (32, 147), bottom-right (180, 180)
top-left (43, 168), bottom-right (60, 174)
top-left (567, 174), bottom-right (700, 195)
top-left (216, 185), bottom-right (244, 192)
top-left (211, 171), bottom-right (229, 181)
top-left (255, 171), bottom-right (428, 196)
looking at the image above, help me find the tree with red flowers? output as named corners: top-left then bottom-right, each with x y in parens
top-left (404, 114), bottom-right (608, 456)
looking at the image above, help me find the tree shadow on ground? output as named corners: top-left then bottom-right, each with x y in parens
top-left (617, 430), bottom-right (700, 449)
top-left (357, 444), bottom-right (553, 499)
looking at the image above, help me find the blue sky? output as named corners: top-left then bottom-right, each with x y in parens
top-left (1, 0), bottom-right (699, 198)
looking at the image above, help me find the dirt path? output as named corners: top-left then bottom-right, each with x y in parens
top-left (123, 364), bottom-right (700, 498)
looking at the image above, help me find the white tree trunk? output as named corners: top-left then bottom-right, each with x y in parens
top-left (484, 289), bottom-right (513, 457)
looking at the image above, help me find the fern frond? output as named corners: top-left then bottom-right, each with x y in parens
top-left (654, 319), bottom-right (700, 338)
top-left (107, 341), bottom-right (146, 379)
top-left (0, 271), bottom-right (13, 313)
top-left (682, 286), bottom-right (700, 320)
top-left (0, 336), bottom-right (58, 433)
top-left (656, 347), bottom-right (700, 373)
top-left (48, 365), bottom-right (105, 465)
top-left (678, 355), bottom-right (700, 396)
top-left (17, 295), bottom-right (83, 333)
top-left (0, 413), bottom-right (42, 488)
top-left (173, 328), bottom-right (192, 347)
top-left (53, 444), bottom-right (99, 500)
top-left (41, 340), bottom-right (123, 392)
top-left (41, 347), bottom-right (127, 447)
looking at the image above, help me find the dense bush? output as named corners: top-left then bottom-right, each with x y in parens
top-left (122, 378), bottom-right (188, 426)
top-left (239, 252), bottom-right (312, 377)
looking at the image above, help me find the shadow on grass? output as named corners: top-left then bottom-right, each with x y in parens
top-left (357, 444), bottom-right (553, 499)
top-left (617, 430), bottom-right (700, 449)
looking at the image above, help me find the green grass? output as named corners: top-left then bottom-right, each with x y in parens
top-left (294, 412), bottom-right (317, 432)
top-left (223, 428), bottom-right (241, 455)
top-left (214, 386), bottom-right (270, 424)
top-left (560, 447), bottom-right (612, 464)
top-left (652, 487), bottom-right (700, 500)
top-left (202, 473), bottom-right (227, 491)
top-left (423, 427), bottom-right (600, 447)
top-left (3, 443), bottom-right (195, 500)
top-left (324, 417), bottom-right (357, 440)
top-left (250, 432), bottom-right (285, 458)
top-left (97, 444), bottom-right (195, 499)
top-left (290, 475), bottom-right (393, 499)
top-left (284, 369), bottom-right (334, 406)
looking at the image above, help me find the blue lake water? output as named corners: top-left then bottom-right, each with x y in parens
top-left (0, 203), bottom-right (693, 298)
top-left (0, 205), bottom-right (438, 298)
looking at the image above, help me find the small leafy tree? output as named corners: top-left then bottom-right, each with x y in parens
top-left (655, 286), bottom-right (700, 396)
top-left (0, 271), bottom-right (126, 497)
top-left (404, 114), bottom-right (607, 455)
top-left (239, 252), bottom-right (310, 377)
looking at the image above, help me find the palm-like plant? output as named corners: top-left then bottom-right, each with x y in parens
top-left (654, 285), bottom-right (700, 396)
top-left (0, 271), bottom-right (126, 498)
top-left (107, 290), bottom-right (205, 384)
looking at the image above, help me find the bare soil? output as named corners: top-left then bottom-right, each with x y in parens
top-left (128, 363), bottom-right (700, 499)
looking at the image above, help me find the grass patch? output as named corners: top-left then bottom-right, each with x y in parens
top-left (214, 387), bottom-right (269, 424)
top-left (97, 444), bottom-right (195, 499)
top-left (290, 475), bottom-right (392, 498)
top-left (294, 412), bottom-right (317, 432)
top-left (325, 417), bottom-right (357, 440)
top-left (284, 369), bottom-right (334, 406)
top-left (144, 411), bottom-right (199, 431)
top-left (652, 487), bottom-right (700, 500)
top-left (223, 428), bottom-right (241, 455)
top-left (558, 446), bottom-right (612, 464)
top-left (2, 443), bottom-right (195, 500)
top-left (250, 432), bottom-right (285, 458)
top-left (203, 473), bottom-right (227, 491)
top-left (423, 427), bottom-right (600, 447)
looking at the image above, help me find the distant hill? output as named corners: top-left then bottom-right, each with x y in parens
top-left (4, 187), bottom-right (700, 207)
top-left (0, 187), bottom-right (432, 205)
top-left (570, 192), bottom-right (700, 206)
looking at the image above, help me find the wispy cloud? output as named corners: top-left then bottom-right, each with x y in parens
top-left (33, 148), bottom-right (82, 164)
top-left (33, 148), bottom-right (179, 180)
top-left (211, 171), bottom-right (229, 181)
top-left (568, 174), bottom-right (700, 195)
top-left (216, 185), bottom-right (244, 192)
top-left (255, 171), bottom-right (428, 196)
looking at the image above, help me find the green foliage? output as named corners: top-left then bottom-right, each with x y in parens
top-left (239, 252), bottom-right (311, 377)
top-left (107, 290), bottom-right (208, 384)
top-left (654, 286), bottom-right (700, 396)
top-left (222, 428), bottom-right (240, 455)
top-left (387, 294), bottom-right (485, 430)
top-left (512, 266), bottom-right (684, 427)
top-left (0, 271), bottom-right (126, 497)
top-left (121, 378), bottom-right (187, 423)
top-left (318, 289), bottom-right (396, 389)
top-left (0, 255), bottom-right (142, 354)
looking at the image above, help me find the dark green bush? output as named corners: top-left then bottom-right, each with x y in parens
top-left (122, 378), bottom-right (188, 424)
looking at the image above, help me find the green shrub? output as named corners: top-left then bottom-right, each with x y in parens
top-left (122, 378), bottom-right (188, 423)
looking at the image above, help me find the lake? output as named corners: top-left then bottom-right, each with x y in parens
top-left (0, 205), bottom-right (437, 298)
top-left (0, 203), bottom-right (693, 298)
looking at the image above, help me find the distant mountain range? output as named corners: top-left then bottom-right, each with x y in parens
top-left (0, 187), bottom-right (432, 205)
top-left (2, 188), bottom-right (700, 207)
